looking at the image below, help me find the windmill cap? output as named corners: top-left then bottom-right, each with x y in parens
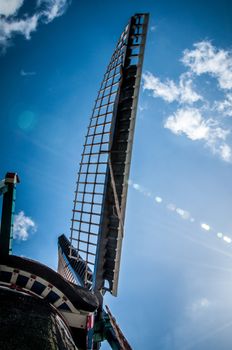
top-left (5, 172), bottom-right (20, 184)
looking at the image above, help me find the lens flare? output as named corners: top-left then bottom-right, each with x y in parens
top-left (223, 236), bottom-right (232, 244)
top-left (155, 196), bottom-right (162, 203)
top-left (129, 179), bottom-right (232, 245)
top-left (18, 110), bottom-right (37, 131)
top-left (201, 223), bottom-right (210, 231)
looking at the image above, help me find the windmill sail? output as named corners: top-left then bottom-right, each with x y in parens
top-left (69, 13), bottom-right (149, 296)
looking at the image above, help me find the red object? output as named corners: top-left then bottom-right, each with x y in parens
top-left (86, 314), bottom-right (94, 330)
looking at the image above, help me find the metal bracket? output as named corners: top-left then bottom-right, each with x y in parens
top-left (108, 155), bottom-right (124, 238)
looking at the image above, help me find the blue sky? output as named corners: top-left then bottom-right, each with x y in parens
top-left (1, 0), bottom-right (232, 349)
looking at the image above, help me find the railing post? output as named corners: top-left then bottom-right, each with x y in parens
top-left (0, 173), bottom-right (20, 257)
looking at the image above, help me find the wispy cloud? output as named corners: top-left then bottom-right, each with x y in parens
top-left (20, 69), bottom-right (36, 76)
top-left (214, 93), bottom-right (232, 117)
top-left (0, 0), bottom-right (71, 51)
top-left (164, 107), bottom-right (231, 162)
top-left (150, 25), bottom-right (157, 32)
top-left (0, 14), bottom-right (39, 48)
top-left (187, 297), bottom-right (210, 318)
top-left (138, 102), bottom-right (148, 112)
top-left (143, 41), bottom-right (232, 162)
top-left (13, 211), bottom-right (37, 241)
top-left (182, 41), bottom-right (232, 90)
top-left (38, 0), bottom-right (70, 23)
top-left (143, 72), bottom-right (202, 104)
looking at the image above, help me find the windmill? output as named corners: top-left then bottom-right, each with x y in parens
top-left (0, 13), bottom-right (149, 350)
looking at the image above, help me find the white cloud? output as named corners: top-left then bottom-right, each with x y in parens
top-left (182, 41), bottom-right (232, 90)
top-left (164, 107), bottom-right (231, 162)
top-left (0, 0), bottom-right (24, 17)
top-left (143, 71), bottom-right (202, 104)
top-left (0, 0), bottom-right (70, 51)
top-left (143, 72), bottom-right (178, 102)
top-left (13, 211), bottom-right (37, 241)
top-left (164, 108), bottom-right (209, 141)
top-left (0, 15), bottom-right (39, 47)
top-left (143, 41), bottom-right (232, 162)
top-left (155, 196), bottom-right (162, 203)
top-left (215, 93), bottom-right (232, 117)
top-left (38, 0), bottom-right (70, 23)
top-left (178, 73), bottom-right (202, 104)
top-left (219, 143), bottom-right (232, 162)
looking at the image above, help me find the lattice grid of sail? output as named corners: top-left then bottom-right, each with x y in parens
top-left (69, 14), bottom-right (149, 293)
top-left (69, 24), bottom-right (130, 288)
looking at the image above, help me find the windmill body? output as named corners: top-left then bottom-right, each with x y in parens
top-left (0, 13), bottom-right (149, 350)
